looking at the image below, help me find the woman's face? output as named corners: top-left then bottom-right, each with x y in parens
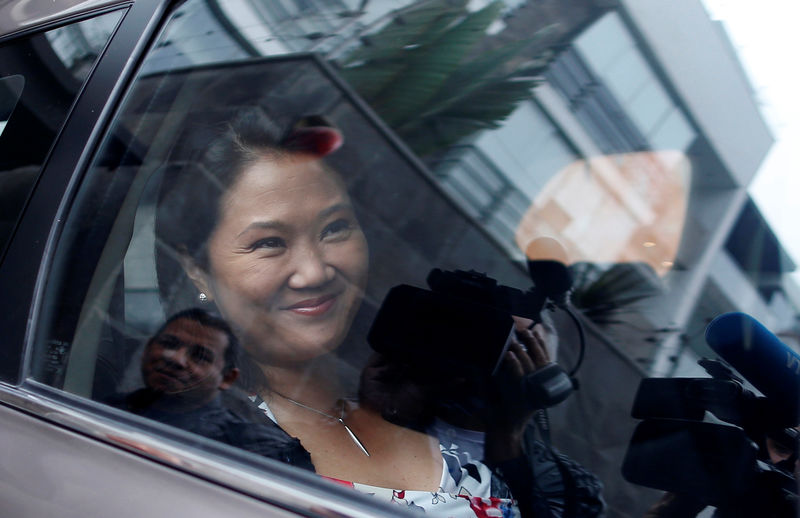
top-left (198, 153), bottom-right (368, 365)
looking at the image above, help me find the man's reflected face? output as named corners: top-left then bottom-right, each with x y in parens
top-left (141, 317), bottom-right (235, 405)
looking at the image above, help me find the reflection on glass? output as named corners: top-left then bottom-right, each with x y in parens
top-left (45, 13), bottom-right (121, 80)
top-left (145, 110), bottom-right (533, 513)
top-left (516, 150), bottom-right (691, 276)
top-left (31, 1), bottom-right (799, 516)
top-left (0, 9), bottom-right (122, 256)
top-left (107, 308), bottom-right (314, 468)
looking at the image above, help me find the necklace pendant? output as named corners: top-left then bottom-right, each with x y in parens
top-left (275, 393), bottom-right (370, 457)
top-left (340, 418), bottom-right (370, 457)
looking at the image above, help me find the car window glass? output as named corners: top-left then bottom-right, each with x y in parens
top-left (34, 1), bottom-right (797, 516)
top-left (0, 74), bottom-right (24, 137)
top-left (0, 10), bottom-right (123, 256)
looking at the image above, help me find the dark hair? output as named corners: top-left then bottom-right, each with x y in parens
top-left (155, 111), bottom-right (285, 301)
top-left (150, 308), bottom-right (240, 371)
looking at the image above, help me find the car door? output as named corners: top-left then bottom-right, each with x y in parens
top-left (2, 1), bottom-right (793, 517)
top-left (0, 2), bottom-right (407, 516)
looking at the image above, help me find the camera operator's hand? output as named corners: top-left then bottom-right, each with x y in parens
top-left (513, 318), bottom-right (552, 368)
top-left (485, 318), bottom-right (553, 463)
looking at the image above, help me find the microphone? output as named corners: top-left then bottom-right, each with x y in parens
top-left (705, 312), bottom-right (800, 426)
top-left (525, 237), bottom-right (572, 301)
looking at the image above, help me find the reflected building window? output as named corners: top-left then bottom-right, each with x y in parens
top-left (434, 100), bottom-right (577, 259)
top-left (140, 4), bottom-right (256, 74)
top-left (545, 45), bottom-right (649, 154)
top-left (430, 10), bottom-right (698, 267)
top-left (567, 11), bottom-right (696, 153)
top-left (435, 144), bottom-right (529, 259)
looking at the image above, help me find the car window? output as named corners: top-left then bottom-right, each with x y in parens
top-left (0, 11), bottom-right (123, 257)
top-left (32, 1), bottom-right (797, 517)
top-left (0, 75), bottom-right (24, 138)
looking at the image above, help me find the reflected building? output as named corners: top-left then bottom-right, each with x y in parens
top-left (431, 3), bottom-right (795, 377)
top-left (106, 0), bottom-right (795, 401)
top-left (66, 2), bottom-right (797, 516)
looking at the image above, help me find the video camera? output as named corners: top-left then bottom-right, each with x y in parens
top-left (367, 264), bottom-right (576, 411)
top-left (622, 313), bottom-right (799, 517)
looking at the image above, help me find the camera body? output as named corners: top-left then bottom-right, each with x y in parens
top-left (426, 269), bottom-right (547, 322)
top-left (622, 358), bottom-right (798, 517)
top-left (367, 268), bottom-right (573, 410)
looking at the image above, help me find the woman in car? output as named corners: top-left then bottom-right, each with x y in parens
top-left (154, 110), bottom-right (550, 516)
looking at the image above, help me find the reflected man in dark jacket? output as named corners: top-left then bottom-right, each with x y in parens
top-left (111, 308), bottom-right (313, 469)
top-left (137, 308), bottom-right (239, 414)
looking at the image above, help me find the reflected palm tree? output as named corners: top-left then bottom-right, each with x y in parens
top-left (339, 0), bottom-right (554, 156)
top-left (569, 262), bottom-right (664, 328)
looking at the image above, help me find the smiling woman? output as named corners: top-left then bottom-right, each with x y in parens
top-left (158, 113), bottom-right (369, 367)
top-left (197, 152), bottom-right (369, 365)
top-left (150, 110), bottom-right (527, 514)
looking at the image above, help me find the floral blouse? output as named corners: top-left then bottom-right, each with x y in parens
top-left (250, 396), bottom-right (519, 517)
top-left (324, 443), bottom-right (519, 517)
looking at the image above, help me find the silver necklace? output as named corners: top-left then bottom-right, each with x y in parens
top-left (278, 394), bottom-right (370, 457)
